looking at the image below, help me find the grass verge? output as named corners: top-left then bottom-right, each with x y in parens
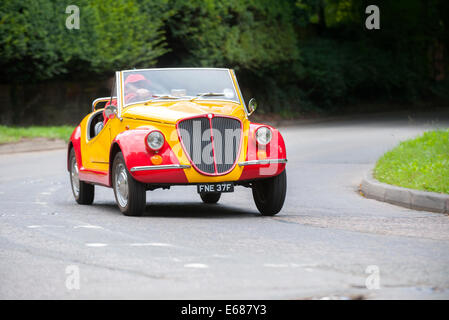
top-left (374, 129), bottom-right (449, 194)
top-left (0, 125), bottom-right (74, 144)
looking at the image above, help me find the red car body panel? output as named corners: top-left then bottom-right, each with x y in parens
top-left (238, 123), bottom-right (287, 181)
top-left (112, 129), bottom-right (189, 184)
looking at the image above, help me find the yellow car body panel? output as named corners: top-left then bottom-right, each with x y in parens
top-left (80, 99), bottom-right (248, 183)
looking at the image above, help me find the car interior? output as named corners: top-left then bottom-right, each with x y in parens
top-left (88, 109), bottom-right (106, 140)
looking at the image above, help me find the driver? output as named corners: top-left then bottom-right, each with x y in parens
top-left (98, 74), bottom-right (151, 133)
top-left (124, 74), bottom-right (152, 104)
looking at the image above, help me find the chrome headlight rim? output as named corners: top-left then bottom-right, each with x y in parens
top-left (255, 126), bottom-right (273, 145)
top-left (146, 130), bottom-right (165, 151)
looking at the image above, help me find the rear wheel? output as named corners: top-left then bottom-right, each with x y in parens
top-left (252, 170), bottom-right (287, 216)
top-left (112, 152), bottom-right (146, 216)
top-left (69, 148), bottom-right (94, 205)
top-left (200, 192), bottom-right (221, 204)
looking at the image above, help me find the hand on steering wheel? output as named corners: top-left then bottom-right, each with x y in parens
top-left (125, 89), bottom-right (151, 104)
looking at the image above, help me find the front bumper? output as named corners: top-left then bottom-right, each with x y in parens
top-left (130, 159), bottom-right (288, 172)
top-left (238, 159), bottom-right (288, 166)
top-left (130, 164), bottom-right (191, 172)
top-left (129, 159), bottom-right (287, 184)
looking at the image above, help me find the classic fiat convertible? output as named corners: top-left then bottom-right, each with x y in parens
top-left (68, 68), bottom-right (287, 216)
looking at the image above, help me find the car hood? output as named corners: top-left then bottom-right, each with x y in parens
top-left (121, 100), bottom-right (246, 124)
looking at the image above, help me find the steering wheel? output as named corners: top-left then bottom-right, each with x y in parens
top-left (125, 89), bottom-right (152, 104)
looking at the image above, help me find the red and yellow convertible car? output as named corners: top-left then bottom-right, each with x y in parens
top-left (68, 68), bottom-right (287, 216)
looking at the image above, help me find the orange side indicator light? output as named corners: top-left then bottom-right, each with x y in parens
top-left (151, 155), bottom-right (163, 165)
top-left (257, 150), bottom-right (267, 160)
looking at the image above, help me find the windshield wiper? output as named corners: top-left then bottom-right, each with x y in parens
top-left (152, 95), bottom-right (182, 100)
top-left (143, 95), bottom-right (182, 104)
top-left (190, 92), bottom-right (225, 102)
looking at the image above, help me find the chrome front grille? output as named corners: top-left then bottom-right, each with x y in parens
top-left (177, 115), bottom-right (242, 175)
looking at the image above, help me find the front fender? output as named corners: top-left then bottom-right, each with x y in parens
top-left (238, 123), bottom-right (287, 181)
top-left (111, 128), bottom-right (188, 184)
top-left (68, 125), bottom-right (82, 171)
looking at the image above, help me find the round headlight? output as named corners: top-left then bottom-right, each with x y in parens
top-left (255, 127), bottom-right (272, 145)
top-left (146, 131), bottom-right (165, 150)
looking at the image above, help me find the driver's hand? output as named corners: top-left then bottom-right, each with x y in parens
top-left (136, 88), bottom-right (151, 98)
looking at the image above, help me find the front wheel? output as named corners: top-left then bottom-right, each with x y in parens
top-left (69, 148), bottom-right (94, 205)
top-left (252, 170), bottom-right (287, 216)
top-left (200, 192), bottom-right (221, 204)
top-left (112, 152), bottom-right (146, 216)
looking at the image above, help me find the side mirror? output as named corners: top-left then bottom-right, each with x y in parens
top-left (104, 105), bottom-right (117, 120)
top-left (248, 98), bottom-right (257, 116)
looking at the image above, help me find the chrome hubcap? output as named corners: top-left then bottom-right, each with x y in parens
top-left (71, 157), bottom-right (80, 197)
top-left (115, 163), bottom-right (128, 208)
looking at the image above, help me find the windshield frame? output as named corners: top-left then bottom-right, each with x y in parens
top-left (119, 68), bottom-right (243, 109)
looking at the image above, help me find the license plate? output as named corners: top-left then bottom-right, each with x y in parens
top-left (197, 182), bottom-right (234, 193)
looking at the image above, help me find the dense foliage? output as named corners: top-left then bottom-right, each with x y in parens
top-left (0, 0), bottom-right (167, 80)
top-left (0, 0), bottom-right (448, 113)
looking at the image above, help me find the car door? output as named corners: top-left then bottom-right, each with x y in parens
top-left (82, 72), bottom-right (122, 173)
top-left (83, 111), bottom-right (112, 173)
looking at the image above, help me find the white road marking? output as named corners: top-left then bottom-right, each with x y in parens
top-left (290, 263), bottom-right (317, 268)
top-left (184, 263), bottom-right (209, 269)
top-left (74, 225), bottom-right (103, 229)
top-left (85, 243), bottom-right (108, 247)
top-left (264, 263), bottom-right (317, 269)
top-left (40, 192), bottom-right (51, 195)
top-left (263, 263), bottom-right (289, 268)
top-left (27, 225), bottom-right (64, 228)
top-left (33, 201), bottom-right (47, 205)
top-left (129, 242), bottom-right (173, 247)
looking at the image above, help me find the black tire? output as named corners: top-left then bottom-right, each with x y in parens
top-left (200, 192), bottom-right (221, 204)
top-left (69, 148), bottom-right (94, 205)
top-left (112, 152), bottom-right (146, 216)
top-left (252, 170), bottom-right (287, 216)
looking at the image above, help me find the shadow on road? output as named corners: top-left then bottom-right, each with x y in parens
top-left (91, 202), bottom-right (257, 219)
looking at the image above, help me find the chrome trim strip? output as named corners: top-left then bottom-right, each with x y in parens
top-left (230, 69), bottom-right (248, 116)
top-left (130, 164), bottom-right (191, 172)
top-left (238, 159), bottom-right (288, 166)
top-left (91, 97), bottom-right (113, 112)
top-left (121, 67), bottom-right (231, 72)
top-left (116, 71), bottom-right (122, 119)
top-left (121, 68), bottom-right (240, 108)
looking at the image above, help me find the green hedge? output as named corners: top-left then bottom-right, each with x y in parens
top-left (1, 0), bottom-right (448, 113)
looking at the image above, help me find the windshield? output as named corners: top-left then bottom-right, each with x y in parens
top-left (121, 69), bottom-right (239, 107)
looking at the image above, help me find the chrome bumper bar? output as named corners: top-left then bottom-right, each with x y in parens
top-left (130, 164), bottom-right (191, 172)
top-left (238, 159), bottom-right (288, 167)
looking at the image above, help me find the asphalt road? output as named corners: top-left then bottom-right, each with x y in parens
top-left (1, 112), bottom-right (449, 299)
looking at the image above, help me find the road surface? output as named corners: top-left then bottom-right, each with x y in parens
top-left (1, 112), bottom-right (449, 299)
